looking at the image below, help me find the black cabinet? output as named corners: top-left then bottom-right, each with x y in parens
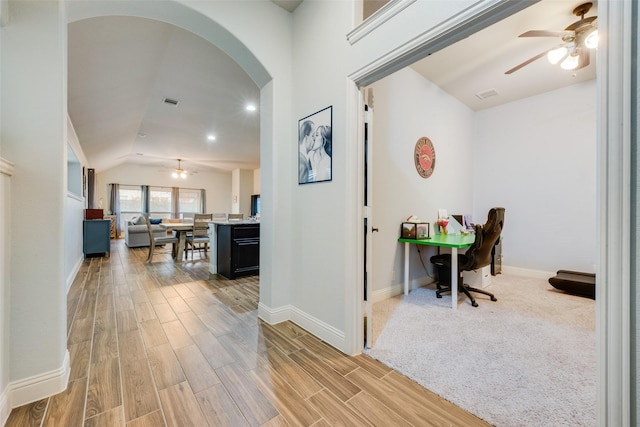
top-left (217, 223), bottom-right (259, 279)
top-left (83, 219), bottom-right (110, 257)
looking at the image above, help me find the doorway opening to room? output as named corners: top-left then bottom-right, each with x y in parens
top-left (358, 2), bottom-right (598, 426)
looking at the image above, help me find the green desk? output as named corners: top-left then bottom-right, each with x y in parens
top-left (398, 233), bottom-right (475, 310)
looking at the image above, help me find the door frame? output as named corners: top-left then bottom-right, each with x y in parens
top-left (346, 0), bottom-right (633, 424)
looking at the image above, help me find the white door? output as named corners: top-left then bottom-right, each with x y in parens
top-left (363, 89), bottom-right (375, 349)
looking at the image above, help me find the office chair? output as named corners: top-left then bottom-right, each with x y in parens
top-left (430, 207), bottom-right (505, 307)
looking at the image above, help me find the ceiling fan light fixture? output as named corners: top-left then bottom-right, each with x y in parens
top-left (172, 159), bottom-right (188, 179)
top-left (560, 54), bottom-right (580, 70)
top-left (585, 29), bottom-right (598, 49)
top-left (547, 46), bottom-right (569, 65)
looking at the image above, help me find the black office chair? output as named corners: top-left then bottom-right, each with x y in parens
top-left (430, 207), bottom-right (505, 307)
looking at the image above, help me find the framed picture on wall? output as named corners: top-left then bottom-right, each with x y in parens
top-left (298, 105), bottom-right (332, 184)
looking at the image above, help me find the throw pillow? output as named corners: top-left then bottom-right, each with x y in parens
top-left (135, 216), bottom-right (146, 225)
top-left (149, 218), bottom-right (162, 224)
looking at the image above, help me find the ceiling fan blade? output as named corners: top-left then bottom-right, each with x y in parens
top-left (505, 50), bottom-right (550, 75)
top-left (519, 30), bottom-right (574, 38)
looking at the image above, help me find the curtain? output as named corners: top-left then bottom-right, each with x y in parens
top-left (142, 185), bottom-right (150, 216)
top-left (108, 183), bottom-right (120, 233)
top-left (172, 187), bottom-right (180, 219)
top-left (200, 189), bottom-right (206, 213)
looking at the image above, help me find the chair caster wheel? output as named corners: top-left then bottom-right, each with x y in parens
top-left (491, 296), bottom-right (497, 301)
top-left (436, 294), bottom-right (442, 299)
top-left (472, 301), bottom-right (478, 307)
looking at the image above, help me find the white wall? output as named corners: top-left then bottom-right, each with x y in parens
top-left (370, 67), bottom-right (475, 296)
top-left (473, 80), bottom-right (597, 274)
top-left (231, 169), bottom-right (253, 217)
top-left (65, 117), bottom-right (88, 292)
top-left (1, 0), bottom-right (69, 405)
top-left (289, 0), bottom-right (353, 344)
top-left (369, 69), bottom-right (596, 300)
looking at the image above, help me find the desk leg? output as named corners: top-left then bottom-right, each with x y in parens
top-left (176, 232), bottom-right (186, 262)
top-left (451, 247), bottom-right (458, 310)
top-left (404, 242), bottom-right (410, 295)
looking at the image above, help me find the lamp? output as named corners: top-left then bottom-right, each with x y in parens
top-left (172, 159), bottom-right (187, 179)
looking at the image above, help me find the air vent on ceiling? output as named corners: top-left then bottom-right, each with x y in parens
top-left (163, 97), bottom-right (180, 106)
top-left (475, 88), bottom-right (499, 100)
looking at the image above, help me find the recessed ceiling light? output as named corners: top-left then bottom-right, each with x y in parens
top-left (136, 153), bottom-right (144, 156)
top-left (246, 104), bottom-right (257, 112)
top-left (138, 133), bottom-right (146, 138)
top-left (207, 134), bottom-right (216, 141)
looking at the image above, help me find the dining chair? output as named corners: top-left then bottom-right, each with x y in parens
top-left (145, 216), bottom-right (179, 263)
top-left (186, 213), bottom-right (212, 260)
top-left (227, 213), bottom-right (244, 221)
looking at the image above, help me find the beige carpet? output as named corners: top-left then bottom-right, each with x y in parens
top-left (366, 273), bottom-right (595, 427)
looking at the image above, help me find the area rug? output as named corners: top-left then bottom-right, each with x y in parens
top-left (365, 274), bottom-right (595, 427)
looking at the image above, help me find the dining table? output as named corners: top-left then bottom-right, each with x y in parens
top-left (160, 222), bottom-right (195, 262)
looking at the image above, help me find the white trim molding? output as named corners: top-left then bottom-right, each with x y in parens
top-left (347, 0), bottom-right (416, 45)
top-left (0, 158), bottom-right (14, 177)
top-left (349, 0), bottom-right (532, 87)
top-left (258, 303), bottom-right (346, 351)
top-left (6, 350), bottom-right (70, 412)
top-left (596, 0), bottom-right (633, 425)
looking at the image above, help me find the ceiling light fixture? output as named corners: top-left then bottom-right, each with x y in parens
top-left (560, 52), bottom-right (580, 70)
top-left (547, 46), bottom-right (568, 65)
top-left (172, 159), bottom-right (187, 179)
top-left (207, 134), bottom-right (216, 141)
top-left (584, 29), bottom-right (598, 49)
top-left (246, 104), bottom-right (257, 112)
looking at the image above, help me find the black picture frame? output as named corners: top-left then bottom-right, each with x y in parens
top-left (298, 106), bottom-right (332, 184)
top-left (416, 222), bottom-right (431, 239)
top-left (401, 222), bottom-right (417, 239)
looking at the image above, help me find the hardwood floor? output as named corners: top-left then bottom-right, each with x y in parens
top-left (6, 239), bottom-right (489, 427)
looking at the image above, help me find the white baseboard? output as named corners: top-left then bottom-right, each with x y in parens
top-left (371, 268), bottom-right (557, 303)
top-left (66, 256), bottom-right (84, 294)
top-left (502, 265), bottom-right (555, 279)
top-left (7, 349), bottom-right (70, 410)
top-left (372, 274), bottom-right (435, 303)
top-left (258, 303), bottom-right (346, 352)
top-left (0, 383), bottom-right (9, 427)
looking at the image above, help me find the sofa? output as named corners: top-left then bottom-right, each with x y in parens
top-left (124, 216), bottom-right (166, 248)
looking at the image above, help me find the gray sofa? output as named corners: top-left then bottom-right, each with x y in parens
top-left (124, 216), bottom-right (166, 248)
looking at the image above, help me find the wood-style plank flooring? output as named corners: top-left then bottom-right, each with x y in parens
top-left (6, 239), bottom-right (490, 426)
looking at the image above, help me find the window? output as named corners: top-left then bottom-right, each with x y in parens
top-left (179, 188), bottom-right (202, 215)
top-left (149, 187), bottom-right (172, 219)
top-left (116, 184), bottom-right (203, 220)
top-left (119, 185), bottom-right (142, 223)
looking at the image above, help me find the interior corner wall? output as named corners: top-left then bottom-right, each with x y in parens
top-left (369, 66), bottom-right (475, 297)
top-left (231, 169), bottom-right (253, 217)
top-left (473, 80), bottom-right (597, 274)
top-left (253, 168), bottom-right (260, 194)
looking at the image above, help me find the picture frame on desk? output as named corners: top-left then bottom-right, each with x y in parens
top-left (401, 222), bottom-right (417, 239)
top-left (416, 222), bottom-right (431, 239)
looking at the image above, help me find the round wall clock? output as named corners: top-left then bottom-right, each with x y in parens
top-left (414, 137), bottom-right (436, 178)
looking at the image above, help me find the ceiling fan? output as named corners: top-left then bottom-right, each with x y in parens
top-left (505, 2), bottom-right (598, 75)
